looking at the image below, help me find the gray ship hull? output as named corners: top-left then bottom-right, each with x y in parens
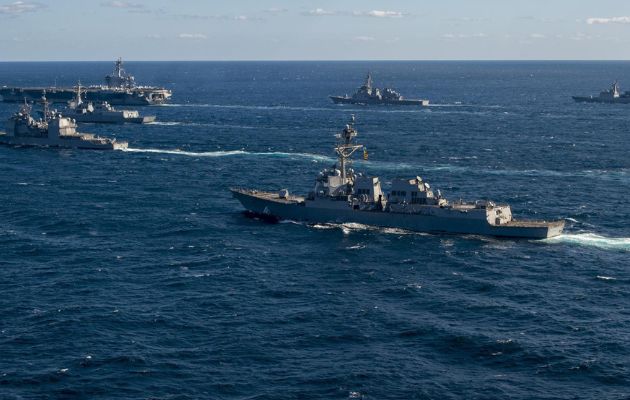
top-left (0, 87), bottom-right (171, 105)
top-left (232, 189), bottom-right (564, 239)
top-left (572, 96), bottom-right (630, 104)
top-left (330, 96), bottom-right (429, 106)
top-left (0, 133), bottom-right (126, 150)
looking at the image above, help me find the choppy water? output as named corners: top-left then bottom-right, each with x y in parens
top-left (0, 61), bottom-right (629, 399)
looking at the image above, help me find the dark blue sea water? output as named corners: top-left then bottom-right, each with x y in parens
top-left (0, 61), bottom-right (629, 399)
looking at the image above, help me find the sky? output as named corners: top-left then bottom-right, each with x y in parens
top-left (2, 0), bottom-right (630, 61)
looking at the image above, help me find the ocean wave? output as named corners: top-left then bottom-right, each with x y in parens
top-left (545, 233), bottom-right (630, 252)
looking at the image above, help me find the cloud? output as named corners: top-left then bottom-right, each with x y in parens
top-left (174, 13), bottom-right (261, 21)
top-left (586, 16), bottom-right (630, 25)
top-left (264, 7), bottom-right (288, 14)
top-left (570, 33), bottom-right (593, 41)
top-left (529, 33), bottom-right (546, 39)
top-left (101, 1), bottom-right (143, 8)
top-left (442, 33), bottom-right (487, 39)
top-left (301, 8), bottom-right (405, 18)
top-left (178, 33), bottom-right (207, 39)
top-left (355, 10), bottom-right (404, 18)
top-left (0, 1), bottom-right (45, 14)
top-left (145, 34), bottom-right (161, 39)
top-left (303, 8), bottom-right (335, 16)
top-left (353, 36), bottom-right (375, 42)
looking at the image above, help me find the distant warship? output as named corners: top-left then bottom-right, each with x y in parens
top-left (573, 81), bottom-right (630, 104)
top-left (0, 98), bottom-right (127, 150)
top-left (330, 73), bottom-right (429, 106)
top-left (0, 58), bottom-right (172, 105)
top-left (63, 85), bottom-right (156, 124)
top-left (232, 116), bottom-right (564, 239)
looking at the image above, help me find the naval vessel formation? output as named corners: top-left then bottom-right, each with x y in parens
top-left (0, 58), bottom-right (171, 106)
top-left (0, 98), bottom-right (127, 150)
top-left (232, 116), bottom-right (564, 239)
top-left (0, 62), bottom-right (571, 239)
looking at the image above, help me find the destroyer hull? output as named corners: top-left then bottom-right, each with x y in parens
top-left (0, 133), bottom-right (127, 150)
top-left (572, 96), bottom-right (630, 104)
top-left (232, 190), bottom-right (564, 239)
top-left (330, 96), bottom-right (429, 106)
top-left (0, 87), bottom-right (171, 105)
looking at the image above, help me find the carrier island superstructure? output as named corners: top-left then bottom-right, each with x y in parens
top-left (0, 58), bottom-right (171, 106)
top-left (232, 116), bottom-right (564, 239)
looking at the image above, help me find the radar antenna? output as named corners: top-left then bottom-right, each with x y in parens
top-left (41, 90), bottom-right (50, 121)
top-left (335, 114), bottom-right (364, 183)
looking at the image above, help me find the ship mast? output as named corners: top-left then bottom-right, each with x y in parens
top-left (115, 57), bottom-right (123, 78)
top-left (41, 90), bottom-right (50, 121)
top-left (335, 115), bottom-right (364, 183)
top-left (74, 81), bottom-right (83, 105)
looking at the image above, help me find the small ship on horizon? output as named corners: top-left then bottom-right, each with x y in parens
top-left (330, 73), bottom-right (429, 106)
top-left (0, 97), bottom-right (127, 150)
top-left (0, 58), bottom-right (172, 106)
top-left (573, 81), bottom-right (630, 104)
top-left (232, 116), bottom-right (564, 239)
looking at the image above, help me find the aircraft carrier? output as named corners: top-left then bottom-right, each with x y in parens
top-left (0, 58), bottom-right (171, 106)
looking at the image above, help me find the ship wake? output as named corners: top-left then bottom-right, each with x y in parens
top-left (545, 233), bottom-right (630, 252)
top-left (121, 147), bottom-right (334, 162)
top-left (120, 148), bottom-right (628, 183)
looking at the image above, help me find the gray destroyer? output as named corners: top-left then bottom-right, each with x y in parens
top-left (573, 81), bottom-right (630, 104)
top-left (232, 116), bottom-right (564, 239)
top-left (330, 73), bottom-right (429, 106)
top-left (0, 99), bottom-right (127, 150)
top-left (63, 85), bottom-right (156, 124)
top-left (0, 58), bottom-right (172, 105)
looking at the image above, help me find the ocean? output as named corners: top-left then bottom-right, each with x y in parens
top-left (0, 61), bottom-right (628, 399)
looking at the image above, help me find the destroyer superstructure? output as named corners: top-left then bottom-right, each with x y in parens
top-left (0, 98), bottom-right (127, 150)
top-left (330, 73), bottom-right (429, 106)
top-left (573, 81), bottom-right (630, 104)
top-left (0, 58), bottom-right (172, 105)
top-left (232, 116), bottom-right (564, 239)
top-left (63, 85), bottom-right (156, 124)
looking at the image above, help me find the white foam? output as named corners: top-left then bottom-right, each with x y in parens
top-left (121, 147), bottom-right (333, 162)
top-left (596, 275), bottom-right (617, 281)
top-left (546, 233), bottom-right (630, 252)
top-left (146, 121), bottom-right (182, 126)
top-left (122, 148), bottom-right (248, 157)
top-left (309, 221), bottom-right (422, 236)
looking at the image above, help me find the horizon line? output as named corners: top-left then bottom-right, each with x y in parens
top-left (2, 59), bottom-right (630, 63)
